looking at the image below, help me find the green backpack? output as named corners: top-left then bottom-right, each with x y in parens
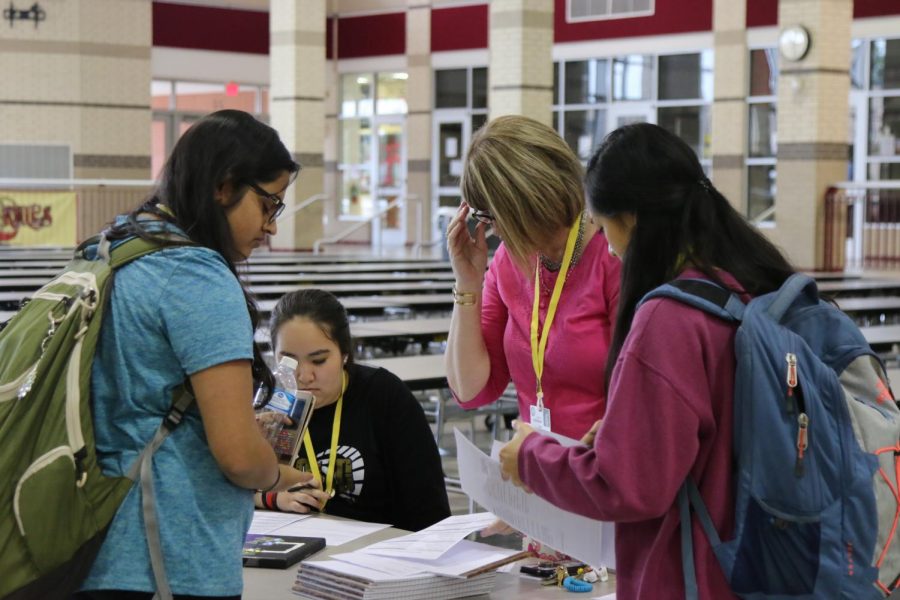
top-left (0, 234), bottom-right (193, 600)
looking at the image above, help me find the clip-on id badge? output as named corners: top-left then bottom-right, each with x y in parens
top-left (530, 393), bottom-right (552, 432)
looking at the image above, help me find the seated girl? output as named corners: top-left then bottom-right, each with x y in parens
top-left (255, 289), bottom-right (451, 531)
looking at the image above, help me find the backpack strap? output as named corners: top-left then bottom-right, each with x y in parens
top-left (766, 273), bottom-right (818, 323)
top-left (126, 385), bottom-right (195, 600)
top-left (639, 278), bottom-right (746, 322)
top-left (678, 479), bottom-right (724, 600)
top-left (75, 231), bottom-right (193, 269)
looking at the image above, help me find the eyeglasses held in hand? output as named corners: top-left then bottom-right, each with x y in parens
top-left (470, 209), bottom-right (494, 225)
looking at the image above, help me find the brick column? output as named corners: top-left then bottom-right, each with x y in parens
top-left (772, 0), bottom-right (852, 269)
top-left (488, 0), bottom-right (553, 125)
top-left (269, 0), bottom-right (326, 250)
top-left (710, 0), bottom-right (748, 212)
top-left (406, 2), bottom-right (432, 247)
top-left (0, 0), bottom-right (151, 179)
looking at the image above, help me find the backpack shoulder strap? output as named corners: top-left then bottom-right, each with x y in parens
top-left (126, 385), bottom-right (195, 600)
top-left (639, 278), bottom-right (746, 322)
top-left (74, 231), bottom-right (194, 270)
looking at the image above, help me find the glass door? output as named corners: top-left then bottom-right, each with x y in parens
top-left (374, 117), bottom-right (406, 247)
top-left (607, 103), bottom-right (654, 132)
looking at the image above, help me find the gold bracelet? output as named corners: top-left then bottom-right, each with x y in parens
top-left (452, 284), bottom-right (477, 306)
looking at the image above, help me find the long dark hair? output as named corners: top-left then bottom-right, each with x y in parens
top-left (586, 123), bottom-right (794, 388)
top-left (269, 289), bottom-right (355, 366)
top-left (108, 109), bottom-right (300, 395)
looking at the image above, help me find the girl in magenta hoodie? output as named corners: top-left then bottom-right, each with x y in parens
top-left (499, 123), bottom-right (796, 599)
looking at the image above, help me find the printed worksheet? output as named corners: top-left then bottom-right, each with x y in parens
top-left (455, 428), bottom-right (616, 569)
top-left (359, 512), bottom-right (498, 560)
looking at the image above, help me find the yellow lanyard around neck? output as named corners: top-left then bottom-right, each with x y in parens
top-left (302, 369), bottom-right (348, 506)
top-left (531, 214), bottom-right (582, 409)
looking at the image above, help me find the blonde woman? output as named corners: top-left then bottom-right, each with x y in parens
top-left (446, 114), bottom-right (619, 450)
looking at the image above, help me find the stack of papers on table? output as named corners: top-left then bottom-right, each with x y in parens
top-left (292, 513), bottom-right (527, 599)
top-left (294, 561), bottom-right (497, 600)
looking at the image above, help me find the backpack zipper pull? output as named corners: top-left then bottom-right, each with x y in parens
top-left (795, 412), bottom-right (809, 477)
top-left (786, 353), bottom-right (798, 412)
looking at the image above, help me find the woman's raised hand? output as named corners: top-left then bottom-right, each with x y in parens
top-left (447, 201), bottom-right (488, 291)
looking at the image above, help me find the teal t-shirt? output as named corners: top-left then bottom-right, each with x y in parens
top-left (81, 240), bottom-right (254, 596)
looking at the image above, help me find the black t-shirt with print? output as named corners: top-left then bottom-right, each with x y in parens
top-left (292, 363), bottom-right (450, 532)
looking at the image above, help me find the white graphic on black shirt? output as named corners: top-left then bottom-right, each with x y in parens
top-left (315, 445), bottom-right (364, 502)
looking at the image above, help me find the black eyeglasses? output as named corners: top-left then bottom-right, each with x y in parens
top-left (470, 209), bottom-right (494, 225)
top-left (248, 183), bottom-right (286, 224)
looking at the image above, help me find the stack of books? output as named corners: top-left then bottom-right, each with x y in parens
top-left (293, 560), bottom-right (498, 600)
top-left (290, 513), bottom-right (526, 600)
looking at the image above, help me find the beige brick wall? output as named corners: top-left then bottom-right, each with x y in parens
top-left (711, 0), bottom-right (747, 210)
top-left (0, 0), bottom-right (151, 180)
top-left (772, 0), bottom-right (852, 269)
top-left (489, 0), bottom-right (553, 124)
top-left (269, 0), bottom-right (327, 251)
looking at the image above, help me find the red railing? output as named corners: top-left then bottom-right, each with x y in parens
top-left (823, 182), bottom-right (900, 271)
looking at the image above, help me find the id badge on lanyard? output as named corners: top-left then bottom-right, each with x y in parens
top-left (530, 397), bottom-right (552, 432)
top-left (529, 214), bottom-right (582, 435)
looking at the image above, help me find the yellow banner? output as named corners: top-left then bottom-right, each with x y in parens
top-left (0, 191), bottom-right (76, 246)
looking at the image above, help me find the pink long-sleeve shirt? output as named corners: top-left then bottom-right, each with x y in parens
top-left (519, 270), bottom-right (745, 600)
top-left (454, 231), bottom-right (620, 440)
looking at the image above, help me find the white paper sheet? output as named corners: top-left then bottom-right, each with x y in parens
top-left (264, 514), bottom-right (391, 546)
top-left (359, 512), bottom-right (497, 560)
top-left (334, 539), bottom-right (520, 578)
top-left (247, 510), bottom-right (310, 534)
top-left (490, 429), bottom-right (580, 461)
top-left (454, 428), bottom-right (616, 569)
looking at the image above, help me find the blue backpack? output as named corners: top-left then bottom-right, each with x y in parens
top-left (641, 274), bottom-right (900, 599)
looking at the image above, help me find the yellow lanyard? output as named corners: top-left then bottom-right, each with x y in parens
top-left (302, 370), bottom-right (348, 507)
top-left (530, 214), bottom-right (582, 409)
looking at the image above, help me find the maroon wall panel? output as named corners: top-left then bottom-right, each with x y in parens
top-left (747, 0), bottom-right (778, 28)
top-left (432, 4), bottom-right (489, 52)
top-left (855, 1), bottom-right (900, 19)
top-left (337, 13), bottom-right (406, 58)
top-left (153, 2), bottom-right (269, 55)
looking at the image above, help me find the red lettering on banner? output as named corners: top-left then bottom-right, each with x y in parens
top-left (0, 196), bottom-right (54, 241)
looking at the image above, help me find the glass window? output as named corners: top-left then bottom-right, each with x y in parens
top-left (749, 103), bottom-right (777, 157)
top-left (174, 82), bottom-right (257, 113)
top-left (438, 122), bottom-right (464, 188)
top-left (472, 68), bottom-right (488, 109)
top-left (565, 60), bottom-right (591, 105)
top-left (435, 69), bottom-right (467, 109)
top-left (659, 53), bottom-right (705, 100)
top-left (341, 167), bottom-right (372, 217)
top-left (377, 122), bottom-right (404, 187)
top-left (563, 109), bottom-right (607, 161)
top-left (151, 118), bottom-right (168, 179)
top-left (341, 74), bottom-right (374, 117)
top-left (341, 118), bottom-right (371, 165)
top-left (868, 97), bottom-right (900, 156)
top-left (658, 105), bottom-right (710, 159)
top-left (612, 55), bottom-right (653, 101)
top-left (871, 39), bottom-right (900, 90)
top-left (851, 39), bottom-right (866, 90)
top-left (749, 49), bottom-right (778, 97)
top-left (151, 81), bottom-right (172, 110)
top-left (747, 165), bottom-right (776, 222)
top-left (553, 62), bottom-right (560, 105)
top-left (472, 113), bottom-right (488, 134)
top-left (868, 162), bottom-right (900, 181)
top-left (376, 72), bottom-right (408, 115)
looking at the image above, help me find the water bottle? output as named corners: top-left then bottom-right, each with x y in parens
top-left (255, 356), bottom-right (314, 464)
